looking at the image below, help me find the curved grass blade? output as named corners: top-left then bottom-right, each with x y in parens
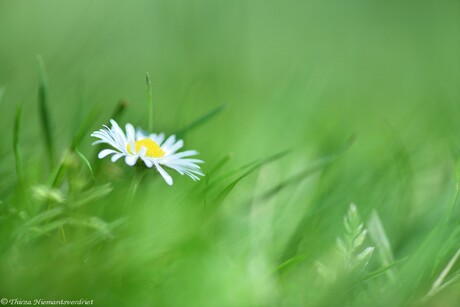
top-left (28, 218), bottom-right (71, 240)
top-left (175, 103), bottom-right (228, 138)
top-left (247, 152), bottom-right (344, 206)
top-left (350, 257), bottom-right (408, 289)
top-left (71, 107), bottom-right (99, 150)
top-left (203, 150), bottom-right (290, 195)
top-left (205, 153), bottom-right (233, 184)
top-left (67, 216), bottom-right (114, 239)
top-left (69, 184), bottom-right (113, 208)
top-left (368, 210), bottom-right (396, 282)
top-left (426, 248), bottom-right (460, 298)
top-left (208, 150), bottom-right (290, 214)
top-left (76, 149), bottom-right (95, 179)
top-left (51, 109), bottom-right (99, 187)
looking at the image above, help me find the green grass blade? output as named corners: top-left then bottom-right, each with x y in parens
top-left (29, 218), bottom-right (72, 240)
top-left (278, 136), bottom-right (355, 265)
top-left (0, 87), bottom-right (5, 105)
top-left (13, 104), bottom-right (24, 186)
top-left (208, 150), bottom-right (289, 213)
top-left (71, 108), bottom-right (99, 150)
top-left (50, 108), bottom-right (97, 188)
top-left (69, 184), bottom-right (113, 208)
top-left (37, 55), bottom-right (55, 167)
top-left (351, 257), bottom-right (408, 288)
top-left (431, 271), bottom-right (460, 297)
top-left (427, 248), bottom-right (460, 298)
top-left (76, 149), bottom-right (95, 179)
top-left (146, 72), bottom-right (154, 131)
top-left (248, 153), bottom-right (343, 206)
top-left (204, 150), bottom-right (290, 194)
top-left (368, 210), bottom-right (396, 282)
top-left (175, 103), bottom-right (228, 138)
top-left (111, 98), bottom-right (128, 122)
top-left (68, 216), bottom-right (114, 239)
top-left (205, 153), bottom-right (233, 184)
top-left (50, 161), bottom-right (66, 188)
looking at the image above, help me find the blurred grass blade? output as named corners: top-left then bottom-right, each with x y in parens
top-left (13, 104), bottom-right (24, 186)
top-left (430, 271), bottom-right (460, 297)
top-left (368, 210), bottom-right (396, 282)
top-left (352, 257), bottom-right (407, 287)
top-left (175, 103), bottom-right (227, 138)
top-left (205, 153), bottom-right (233, 184)
top-left (272, 256), bottom-right (304, 274)
top-left (445, 159), bottom-right (460, 223)
top-left (278, 136), bottom-right (355, 265)
top-left (204, 150), bottom-right (290, 194)
top-left (146, 72), bottom-right (154, 131)
top-left (68, 216), bottom-right (114, 239)
top-left (111, 98), bottom-right (128, 122)
top-left (29, 218), bottom-right (71, 240)
top-left (210, 150), bottom-right (289, 210)
top-left (71, 107), bottom-right (99, 150)
top-left (51, 109), bottom-right (98, 187)
top-left (37, 55), bottom-right (55, 167)
top-left (0, 87), bottom-right (5, 105)
top-left (427, 247), bottom-right (460, 298)
top-left (76, 149), bottom-right (95, 179)
top-left (18, 206), bottom-right (65, 234)
top-left (248, 152), bottom-right (344, 206)
top-left (69, 184), bottom-right (113, 208)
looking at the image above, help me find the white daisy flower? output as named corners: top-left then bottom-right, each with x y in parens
top-left (91, 119), bottom-right (204, 185)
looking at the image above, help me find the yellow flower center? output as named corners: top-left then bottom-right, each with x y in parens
top-left (126, 138), bottom-right (165, 158)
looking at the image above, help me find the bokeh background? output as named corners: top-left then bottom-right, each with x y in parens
top-left (1, 1), bottom-right (460, 306)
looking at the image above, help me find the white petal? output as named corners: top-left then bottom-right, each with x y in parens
top-left (125, 123), bottom-right (136, 142)
top-left (110, 128), bottom-right (128, 151)
top-left (138, 146), bottom-right (147, 157)
top-left (161, 135), bottom-right (176, 151)
top-left (167, 150), bottom-right (199, 159)
top-left (166, 161), bottom-right (201, 170)
top-left (155, 163), bottom-right (173, 186)
top-left (91, 131), bottom-right (119, 149)
top-left (111, 153), bottom-right (125, 162)
top-left (125, 155), bottom-right (138, 166)
top-left (167, 140), bottom-right (184, 154)
top-left (98, 149), bottom-right (117, 159)
top-left (136, 129), bottom-right (147, 140)
top-left (110, 119), bottom-right (128, 145)
top-left (142, 158), bottom-right (154, 168)
top-left (150, 133), bottom-right (165, 145)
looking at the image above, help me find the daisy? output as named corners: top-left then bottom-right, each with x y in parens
top-left (91, 119), bottom-right (204, 185)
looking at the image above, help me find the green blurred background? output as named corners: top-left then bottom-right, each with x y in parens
top-left (1, 0), bottom-right (460, 306)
